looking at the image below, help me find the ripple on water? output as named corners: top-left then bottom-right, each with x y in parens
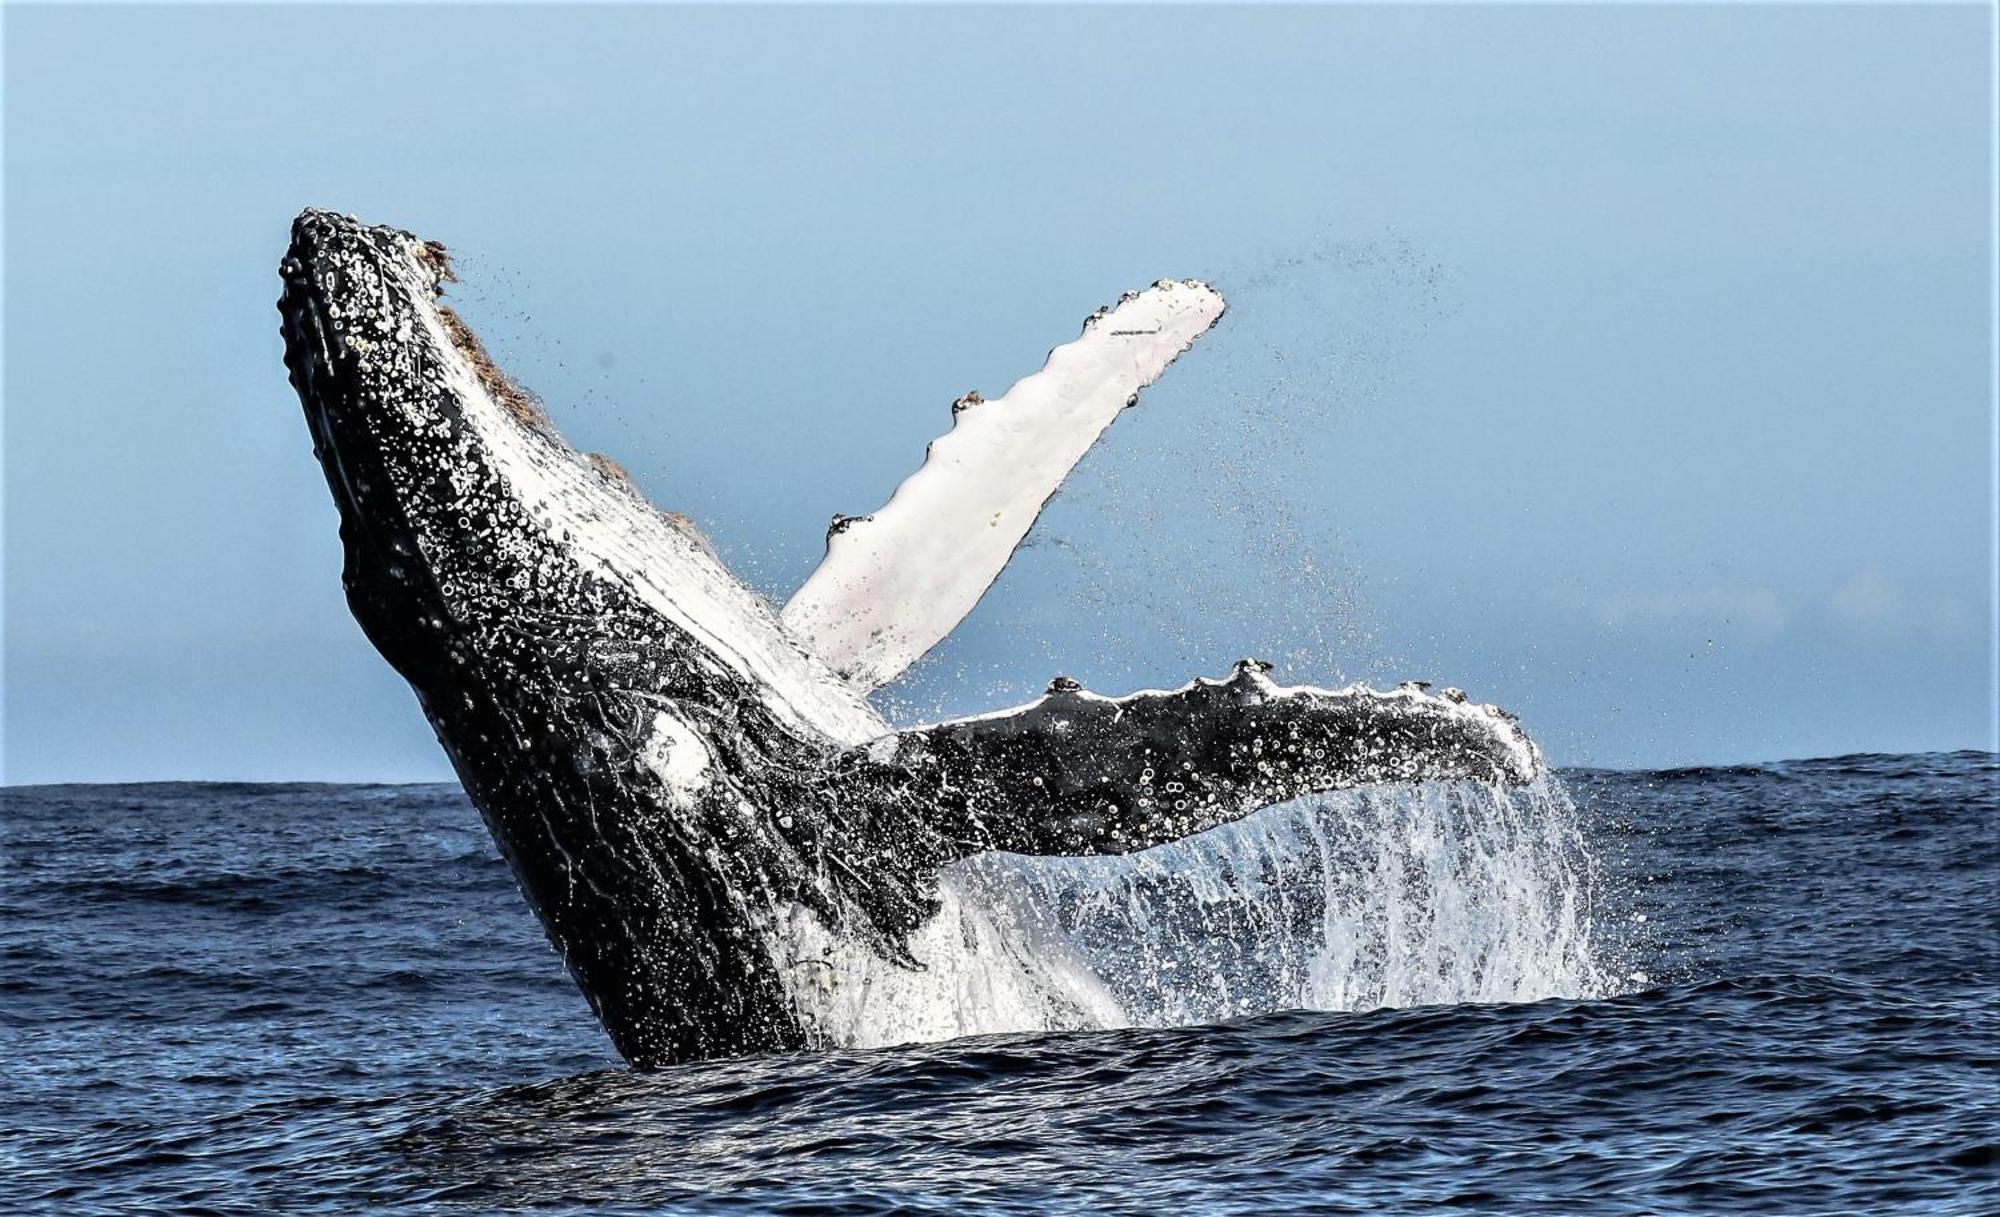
top-left (1, 754), bottom-right (1994, 1214)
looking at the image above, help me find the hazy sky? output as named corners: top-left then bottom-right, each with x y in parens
top-left (4, 3), bottom-right (1992, 783)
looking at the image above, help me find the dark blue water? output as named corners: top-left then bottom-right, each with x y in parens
top-left (4, 752), bottom-right (1993, 1214)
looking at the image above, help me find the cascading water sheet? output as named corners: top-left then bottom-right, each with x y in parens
top-left (974, 778), bottom-right (1607, 1025)
top-left (788, 777), bottom-right (1612, 1049)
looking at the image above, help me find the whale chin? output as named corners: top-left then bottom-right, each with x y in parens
top-left (279, 208), bottom-right (1545, 1067)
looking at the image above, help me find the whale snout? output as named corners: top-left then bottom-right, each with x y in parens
top-left (279, 210), bottom-right (451, 448)
top-left (277, 208), bottom-right (530, 680)
top-left (282, 207), bottom-right (448, 290)
top-left (279, 209), bottom-right (448, 341)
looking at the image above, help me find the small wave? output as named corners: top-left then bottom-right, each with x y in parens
top-left (33, 865), bottom-right (398, 911)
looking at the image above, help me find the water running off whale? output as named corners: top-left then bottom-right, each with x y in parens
top-left (278, 209), bottom-right (1577, 1068)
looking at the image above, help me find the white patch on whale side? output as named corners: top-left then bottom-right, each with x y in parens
top-left (640, 711), bottom-right (712, 807)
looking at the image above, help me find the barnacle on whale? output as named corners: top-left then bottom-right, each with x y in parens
top-left (279, 208), bottom-right (1543, 1067)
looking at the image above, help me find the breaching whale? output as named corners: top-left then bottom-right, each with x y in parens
top-left (278, 209), bottom-right (1542, 1068)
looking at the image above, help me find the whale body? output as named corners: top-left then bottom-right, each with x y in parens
top-left (278, 209), bottom-right (1542, 1067)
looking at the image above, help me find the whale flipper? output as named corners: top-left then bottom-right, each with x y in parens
top-left (781, 281), bottom-right (1226, 690)
top-left (843, 661), bottom-right (1542, 861)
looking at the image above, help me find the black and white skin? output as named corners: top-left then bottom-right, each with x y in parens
top-left (279, 209), bottom-right (1542, 1068)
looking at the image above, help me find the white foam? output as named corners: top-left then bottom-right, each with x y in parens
top-left (780, 777), bottom-right (1608, 1050)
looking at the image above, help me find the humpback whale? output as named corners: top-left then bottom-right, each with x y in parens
top-left (278, 209), bottom-right (1542, 1067)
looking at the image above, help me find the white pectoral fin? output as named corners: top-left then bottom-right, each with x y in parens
top-left (781, 280), bottom-right (1227, 690)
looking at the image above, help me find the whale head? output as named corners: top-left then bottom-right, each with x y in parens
top-left (278, 209), bottom-right (601, 690)
top-left (278, 209), bottom-right (881, 738)
top-left (279, 210), bottom-right (907, 1065)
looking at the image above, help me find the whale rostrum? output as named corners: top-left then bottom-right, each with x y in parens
top-left (278, 209), bottom-right (1543, 1068)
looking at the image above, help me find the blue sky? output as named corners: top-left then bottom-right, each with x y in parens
top-left (4, 3), bottom-right (1992, 782)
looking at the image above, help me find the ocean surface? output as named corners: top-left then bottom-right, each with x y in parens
top-left (3, 751), bottom-right (1993, 1214)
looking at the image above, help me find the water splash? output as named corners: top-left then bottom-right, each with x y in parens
top-left (783, 776), bottom-right (1612, 1049)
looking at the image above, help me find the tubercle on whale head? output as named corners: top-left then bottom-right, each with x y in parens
top-left (276, 210), bottom-right (768, 640)
top-left (282, 212), bottom-right (509, 679)
top-left (276, 210), bottom-right (642, 684)
top-left (279, 209), bottom-right (541, 472)
top-left (276, 205), bottom-right (894, 743)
